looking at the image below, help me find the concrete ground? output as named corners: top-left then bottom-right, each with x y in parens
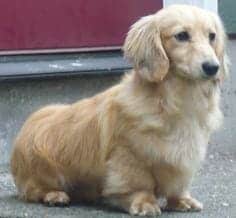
top-left (0, 41), bottom-right (236, 217)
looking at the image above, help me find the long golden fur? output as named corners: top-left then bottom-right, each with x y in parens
top-left (11, 5), bottom-right (228, 216)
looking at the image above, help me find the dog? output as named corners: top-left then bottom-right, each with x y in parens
top-left (11, 4), bottom-right (228, 216)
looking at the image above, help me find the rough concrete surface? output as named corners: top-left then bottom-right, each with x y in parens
top-left (0, 41), bottom-right (236, 217)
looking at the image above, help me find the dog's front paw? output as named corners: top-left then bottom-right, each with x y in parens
top-left (43, 191), bottom-right (70, 207)
top-left (129, 193), bottom-right (161, 216)
top-left (166, 196), bottom-right (203, 212)
top-left (130, 201), bottom-right (161, 216)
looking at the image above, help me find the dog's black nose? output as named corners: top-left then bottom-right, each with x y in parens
top-left (202, 62), bottom-right (219, 76)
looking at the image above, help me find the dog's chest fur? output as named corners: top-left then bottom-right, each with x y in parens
top-left (122, 78), bottom-right (222, 195)
top-left (130, 106), bottom-right (209, 173)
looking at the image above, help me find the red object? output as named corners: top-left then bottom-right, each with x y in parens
top-left (0, 1), bottom-right (162, 52)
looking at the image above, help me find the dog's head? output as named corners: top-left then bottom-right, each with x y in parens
top-left (124, 4), bottom-right (229, 82)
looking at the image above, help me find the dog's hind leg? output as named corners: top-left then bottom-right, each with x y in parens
top-left (17, 178), bottom-right (70, 206)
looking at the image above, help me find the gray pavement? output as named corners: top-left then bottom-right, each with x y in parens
top-left (0, 40), bottom-right (236, 217)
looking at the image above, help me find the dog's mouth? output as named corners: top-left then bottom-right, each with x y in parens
top-left (201, 74), bottom-right (216, 80)
top-left (174, 67), bottom-right (218, 82)
top-left (200, 68), bottom-right (219, 81)
top-left (173, 68), bottom-right (199, 81)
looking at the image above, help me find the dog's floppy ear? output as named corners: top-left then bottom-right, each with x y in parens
top-left (213, 13), bottom-right (230, 82)
top-left (123, 15), bottom-right (169, 82)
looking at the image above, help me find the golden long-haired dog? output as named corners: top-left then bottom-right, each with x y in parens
top-left (11, 5), bottom-right (228, 216)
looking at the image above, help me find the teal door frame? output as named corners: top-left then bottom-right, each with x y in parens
top-left (219, 0), bottom-right (236, 35)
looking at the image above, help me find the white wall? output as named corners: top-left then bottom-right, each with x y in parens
top-left (163, 0), bottom-right (218, 13)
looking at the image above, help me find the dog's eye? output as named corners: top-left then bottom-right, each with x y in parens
top-left (175, 31), bottom-right (190, 42)
top-left (209, 32), bottom-right (216, 42)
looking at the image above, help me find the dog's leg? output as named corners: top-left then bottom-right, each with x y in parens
top-left (18, 178), bottom-right (70, 206)
top-left (102, 146), bottom-right (161, 216)
top-left (166, 192), bottom-right (203, 212)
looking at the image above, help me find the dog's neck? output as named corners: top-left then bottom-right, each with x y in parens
top-left (129, 70), bottom-right (219, 115)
